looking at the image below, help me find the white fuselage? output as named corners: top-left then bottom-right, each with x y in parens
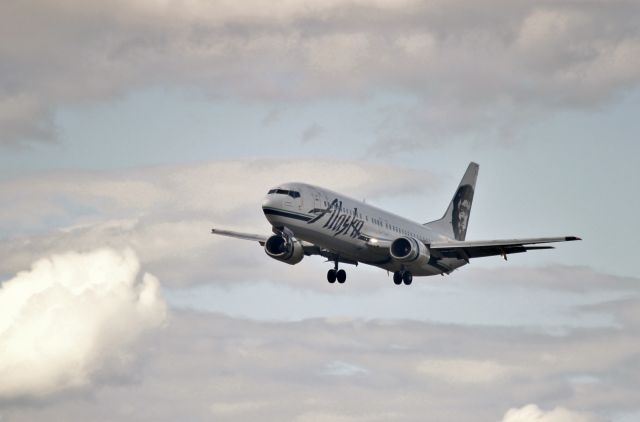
top-left (262, 182), bottom-right (467, 276)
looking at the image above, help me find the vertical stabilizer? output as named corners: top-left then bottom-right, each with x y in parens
top-left (424, 162), bottom-right (479, 241)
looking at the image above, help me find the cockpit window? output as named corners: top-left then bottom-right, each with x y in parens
top-left (267, 189), bottom-right (301, 198)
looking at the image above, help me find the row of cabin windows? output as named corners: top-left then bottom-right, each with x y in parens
top-left (322, 200), bottom-right (363, 218)
top-left (269, 193), bottom-right (429, 242)
top-left (321, 201), bottom-right (426, 242)
top-left (268, 189), bottom-right (301, 198)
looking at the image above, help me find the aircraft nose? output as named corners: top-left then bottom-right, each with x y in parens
top-left (262, 192), bottom-right (281, 210)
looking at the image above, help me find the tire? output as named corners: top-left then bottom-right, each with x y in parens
top-left (402, 271), bottom-right (413, 285)
top-left (327, 269), bottom-right (337, 283)
top-left (393, 271), bottom-right (402, 285)
top-left (336, 269), bottom-right (347, 283)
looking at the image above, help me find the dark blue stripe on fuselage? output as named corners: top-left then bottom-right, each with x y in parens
top-left (263, 207), bottom-right (312, 222)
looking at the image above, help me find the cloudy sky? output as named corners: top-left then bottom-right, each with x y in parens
top-left (1, 0), bottom-right (639, 421)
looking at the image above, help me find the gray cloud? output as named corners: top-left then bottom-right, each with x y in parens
top-left (456, 265), bottom-right (640, 293)
top-left (0, 159), bottom-right (438, 286)
top-left (261, 107), bottom-right (284, 127)
top-left (2, 0), bottom-right (639, 146)
top-left (1, 281), bottom-right (638, 421)
top-left (0, 94), bottom-right (56, 147)
top-left (300, 123), bottom-right (324, 144)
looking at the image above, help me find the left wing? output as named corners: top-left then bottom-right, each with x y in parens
top-left (210, 227), bottom-right (359, 265)
top-left (211, 228), bottom-right (267, 245)
top-left (429, 236), bottom-right (581, 261)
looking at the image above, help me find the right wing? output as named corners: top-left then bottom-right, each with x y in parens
top-left (430, 236), bottom-right (581, 261)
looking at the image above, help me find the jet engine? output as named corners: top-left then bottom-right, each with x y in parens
top-left (390, 236), bottom-right (430, 267)
top-left (264, 234), bottom-right (304, 265)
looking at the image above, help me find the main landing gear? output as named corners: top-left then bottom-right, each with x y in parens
top-left (393, 270), bottom-right (413, 286)
top-left (327, 269), bottom-right (346, 283)
top-left (327, 260), bottom-right (346, 284)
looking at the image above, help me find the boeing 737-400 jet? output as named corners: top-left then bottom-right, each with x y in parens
top-left (211, 162), bottom-right (580, 285)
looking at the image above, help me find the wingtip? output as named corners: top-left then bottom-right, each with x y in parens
top-left (565, 236), bottom-right (582, 241)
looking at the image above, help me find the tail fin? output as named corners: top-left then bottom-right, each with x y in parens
top-left (424, 162), bottom-right (479, 241)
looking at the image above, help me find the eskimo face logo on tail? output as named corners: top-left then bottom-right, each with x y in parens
top-left (308, 199), bottom-right (364, 238)
top-left (452, 184), bottom-right (474, 240)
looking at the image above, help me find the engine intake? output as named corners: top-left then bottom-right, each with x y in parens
top-left (264, 235), bottom-right (304, 265)
top-left (390, 237), bottom-right (430, 266)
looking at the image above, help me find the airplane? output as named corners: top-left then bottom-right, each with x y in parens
top-left (211, 162), bottom-right (580, 285)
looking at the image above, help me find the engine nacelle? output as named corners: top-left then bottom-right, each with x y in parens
top-left (390, 236), bottom-right (430, 267)
top-left (264, 235), bottom-right (304, 265)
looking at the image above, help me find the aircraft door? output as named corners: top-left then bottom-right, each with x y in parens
top-left (296, 191), bottom-right (304, 211)
top-left (312, 189), bottom-right (323, 211)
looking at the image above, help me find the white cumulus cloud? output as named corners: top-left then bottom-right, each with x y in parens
top-left (501, 404), bottom-right (601, 422)
top-left (0, 248), bottom-right (166, 399)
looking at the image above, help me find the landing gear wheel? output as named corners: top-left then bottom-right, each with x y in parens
top-left (336, 269), bottom-right (347, 283)
top-left (402, 271), bottom-right (413, 285)
top-left (393, 271), bottom-right (402, 285)
top-left (327, 269), bottom-right (337, 283)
